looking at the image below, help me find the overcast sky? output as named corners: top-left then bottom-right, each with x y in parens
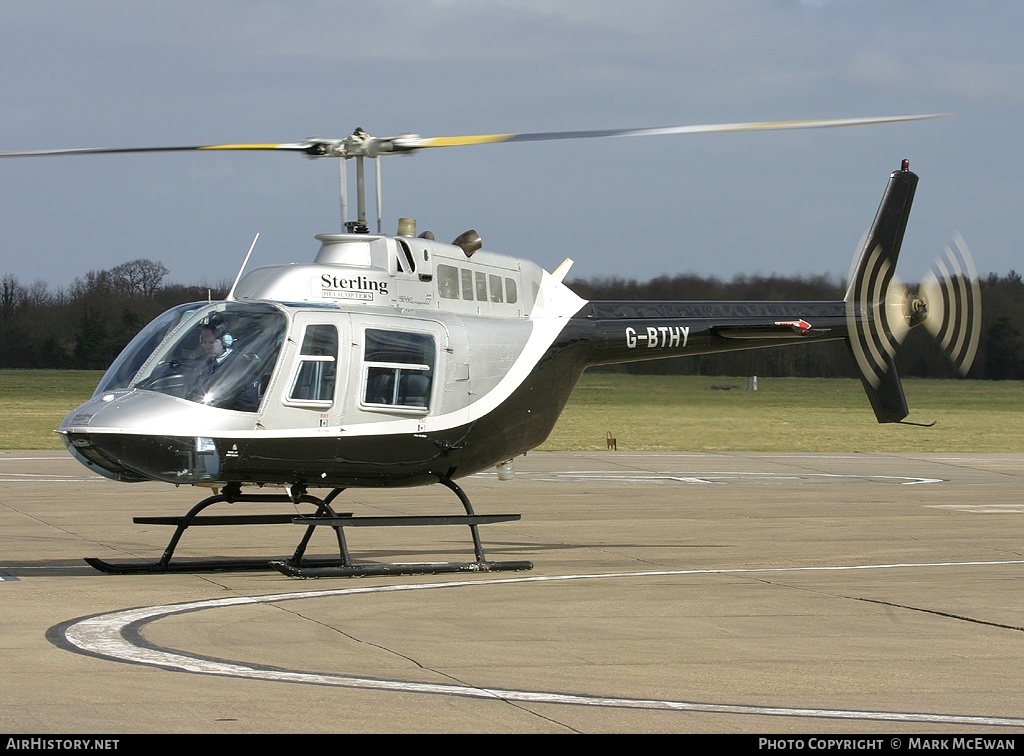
top-left (1, 1), bottom-right (1021, 291)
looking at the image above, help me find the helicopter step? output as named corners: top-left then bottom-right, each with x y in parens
top-left (83, 479), bottom-right (533, 577)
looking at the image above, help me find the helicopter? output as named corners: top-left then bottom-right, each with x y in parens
top-left (0, 115), bottom-right (981, 577)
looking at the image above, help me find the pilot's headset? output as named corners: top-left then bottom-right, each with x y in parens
top-left (204, 321), bottom-right (234, 358)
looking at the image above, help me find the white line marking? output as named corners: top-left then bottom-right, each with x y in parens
top-left (475, 471), bottom-right (944, 485)
top-left (0, 476), bottom-right (102, 483)
top-left (0, 456), bottom-right (69, 461)
top-left (58, 560), bottom-right (1024, 728)
top-left (926, 505), bottom-right (1024, 514)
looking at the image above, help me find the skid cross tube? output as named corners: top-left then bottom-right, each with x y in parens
top-left (271, 477), bottom-right (533, 578)
top-left (84, 484), bottom-right (348, 574)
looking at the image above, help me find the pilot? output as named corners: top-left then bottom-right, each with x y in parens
top-left (193, 323), bottom-right (260, 411)
top-left (199, 324), bottom-right (234, 372)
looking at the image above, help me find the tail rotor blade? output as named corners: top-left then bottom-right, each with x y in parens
top-left (919, 233), bottom-right (982, 376)
top-left (846, 242), bottom-right (912, 389)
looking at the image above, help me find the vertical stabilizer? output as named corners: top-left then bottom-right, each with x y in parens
top-left (845, 162), bottom-right (918, 423)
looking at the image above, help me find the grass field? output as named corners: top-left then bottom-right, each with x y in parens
top-left (539, 372), bottom-right (1024, 453)
top-left (1, 369), bottom-right (1021, 452)
top-left (0, 370), bottom-right (105, 450)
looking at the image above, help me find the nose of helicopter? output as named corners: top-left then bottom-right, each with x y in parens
top-left (59, 390), bottom-right (257, 484)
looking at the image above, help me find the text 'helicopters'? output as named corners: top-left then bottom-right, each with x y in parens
top-left (0, 114), bottom-right (981, 577)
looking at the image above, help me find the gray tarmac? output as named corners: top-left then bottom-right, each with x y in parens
top-left (1, 449), bottom-right (1022, 734)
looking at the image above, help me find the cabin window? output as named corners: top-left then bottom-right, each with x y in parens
top-left (362, 329), bottom-right (434, 409)
top-left (288, 324), bottom-right (338, 404)
top-left (489, 274), bottom-right (503, 303)
top-left (434, 264), bottom-right (517, 306)
top-left (437, 264), bottom-right (459, 299)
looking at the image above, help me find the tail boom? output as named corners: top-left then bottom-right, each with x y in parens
top-left (556, 161), bottom-right (974, 427)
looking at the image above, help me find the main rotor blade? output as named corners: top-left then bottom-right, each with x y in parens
top-left (399, 114), bottom-right (950, 151)
top-left (0, 114), bottom-right (949, 161)
top-left (0, 142), bottom-right (316, 159)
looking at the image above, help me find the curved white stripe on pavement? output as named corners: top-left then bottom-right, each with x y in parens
top-left (57, 562), bottom-right (1024, 728)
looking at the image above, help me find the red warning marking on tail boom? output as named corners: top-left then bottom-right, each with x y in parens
top-left (775, 319), bottom-right (813, 335)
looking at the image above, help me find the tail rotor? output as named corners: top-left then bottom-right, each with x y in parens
top-left (918, 233), bottom-right (982, 377)
top-left (845, 231), bottom-right (982, 423)
top-left (844, 162), bottom-right (982, 423)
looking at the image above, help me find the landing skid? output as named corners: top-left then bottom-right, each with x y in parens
top-left (85, 478), bottom-right (532, 577)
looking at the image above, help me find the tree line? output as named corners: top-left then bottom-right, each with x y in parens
top-left (1, 259), bottom-right (1021, 379)
top-left (0, 260), bottom-right (226, 371)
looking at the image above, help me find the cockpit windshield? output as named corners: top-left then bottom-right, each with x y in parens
top-left (132, 302), bottom-right (286, 412)
top-left (94, 302), bottom-right (205, 395)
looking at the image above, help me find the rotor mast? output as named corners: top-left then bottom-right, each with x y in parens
top-left (328, 128), bottom-right (397, 234)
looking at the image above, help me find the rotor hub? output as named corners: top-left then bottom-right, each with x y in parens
top-left (906, 293), bottom-right (928, 327)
